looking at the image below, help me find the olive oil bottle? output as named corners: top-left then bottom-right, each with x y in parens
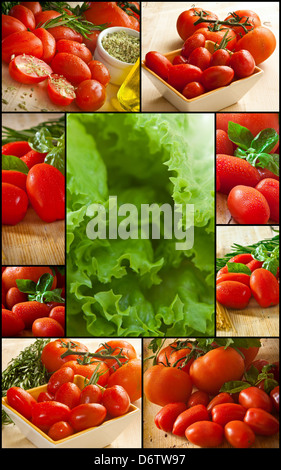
top-left (117, 59), bottom-right (140, 112)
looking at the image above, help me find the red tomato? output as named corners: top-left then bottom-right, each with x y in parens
top-left (224, 10), bottom-right (261, 37)
top-left (83, 31), bottom-right (100, 54)
top-left (5, 287), bottom-right (27, 309)
top-left (6, 386), bottom-right (37, 419)
top-left (48, 421), bottom-right (74, 441)
top-left (35, 10), bottom-right (61, 27)
top-left (255, 178), bottom-right (279, 222)
top-left (83, 2), bottom-right (139, 31)
top-left (95, 340), bottom-right (137, 373)
top-left (246, 259), bottom-right (263, 272)
top-left (244, 408), bottom-right (279, 435)
top-left (69, 403), bottom-right (107, 432)
top-left (176, 7), bottom-right (218, 41)
top-left (181, 33), bottom-right (206, 58)
top-left (51, 52), bottom-right (91, 85)
top-left (189, 347), bottom-right (245, 395)
top-left (33, 28), bottom-right (56, 64)
top-left (75, 79), bottom-right (106, 111)
top-left (37, 391), bottom-right (54, 403)
top-left (185, 421), bottom-right (224, 447)
top-left (49, 306), bottom-right (65, 328)
top-left (47, 26), bottom-right (83, 43)
top-left (187, 390), bottom-right (210, 408)
top-left (227, 185), bottom-right (270, 224)
top-left (207, 393), bottom-right (234, 413)
top-left (188, 47), bottom-right (212, 70)
top-left (80, 384), bottom-right (102, 404)
top-left (210, 49), bottom-right (231, 66)
top-left (196, 27), bottom-right (237, 51)
top-left (216, 154), bottom-right (261, 194)
top-left (216, 129), bottom-right (234, 155)
top-left (228, 254), bottom-right (254, 264)
top-left (107, 358), bottom-right (141, 402)
top-left (26, 163), bottom-right (65, 223)
top-left (157, 341), bottom-right (194, 373)
top-left (2, 30), bottom-right (43, 63)
top-left (212, 403), bottom-right (247, 426)
top-left (2, 182), bottom-right (28, 225)
top-left (9, 54), bottom-right (52, 84)
top-left (270, 386), bottom-right (279, 412)
top-left (32, 317), bottom-right (65, 337)
top-left (41, 339), bottom-right (88, 373)
top-left (32, 401), bottom-right (71, 432)
top-left (2, 266), bottom-right (56, 291)
top-left (154, 402), bottom-right (186, 432)
top-left (9, 4), bottom-right (35, 30)
top-left (182, 81), bottom-right (205, 99)
top-left (12, 301), bottom-right (50, 329)
top-left (239, 387), bottom-right (272, 412)
top-left (201, 65), bottom-right (234, 91)
top-left (20, 150), bottom-right (47, 169)
top-left (47, 74), bottom-right (76, 107)
top-left (2, 308), bottom-right (25, 336)
top-left (237, 347), bottom-right (260, 368)
top-left (168, 64), bottom-right (203, 92)
top-left (224, 420), bottom-right (255, 448)
top-left (20, 2), bottom-right (42, 16)
top-left (2, 141), bottom-right (31, 157)
top-left (172, 404), bottom-right (209, 437)
top-left (258, 167), bottom-right (279, 182)
top-left (102, 385), bottom-right (130, 417)
top-left (229, 50), bottom-right (255, 78)
top-left (250, 268), bottom-right (279, 307)
top-left (172, 55), bottom-right (189, 65)
top-left (61, 359), bottom-right (109, 387)
top-left (216, 273), bottom-right (251, 286)
top-left (88, 60), bottom-right (111, 86)
top-left (145, 51), bottom-right (172, 81)
top-left (2, 14), bottom-right (26, 38)
top-left (235, 26), bottom-right (276, 65)
top-left (216, 281), bottom-right (252, 309)
top-left (47, 367), bottom-right (74, 395)
top-left (55, 382), bottom-right (81, 409)
top-left (56, 39), bottom-right (92, 64)
top-left (2, 170), bottom-right (27, 191)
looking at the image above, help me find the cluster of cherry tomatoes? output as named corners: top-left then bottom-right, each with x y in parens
top-left (144, 340), bottom-right (279, 448)
top-left (2, 3), bottom-right (113, 110)
top-left (2, 266), bottom-right (65, 337)
top-left (5, 338), bottom-right (141, 441)
top-left (216, 113), bottom-right (279, 224)
top-left (145, 7), bottom-right (276, 99)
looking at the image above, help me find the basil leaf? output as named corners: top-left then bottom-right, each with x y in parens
top-left (36, 273), bottom-right (54, 293)
top-left (16, 279), bottom-right (37, 294)
top-left (220, 381), bottom-right (252, 394)
top-left (227, 262), bottom-right (252, 275)
top-left (2, 154), bottom-right (29, 174)
top-left (228, 122), bottom-right (254, 150)
top-left (262, 257), bottom-right (279, 276)
top-left (253, 244), bottom-right (269, 261)
top-left (29, 128), bottom-right (54, 153)
top-left (251, 128), bottom-right (279, 154)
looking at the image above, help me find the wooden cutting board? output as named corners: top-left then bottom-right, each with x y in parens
top-left (2, 113), bottom-right (65, 266)
top-left (216, 225), bottom-right (279, 336)
top-left (143, 338), bottom-right (279, 449)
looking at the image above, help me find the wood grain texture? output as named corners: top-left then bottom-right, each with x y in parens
top-left (143, 338), bottom-right (279, 449)
top-left (141, 2), bottom-right (279, 112)
top-left (216, 193), bottom-right (278, 225)
top-left (216, 225), bottom-right (279, 336)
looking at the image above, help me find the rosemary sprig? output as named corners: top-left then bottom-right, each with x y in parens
top-left (2, 116), bottom-right (65, 144)
top-left (38, 12), bottom-right (108, 38)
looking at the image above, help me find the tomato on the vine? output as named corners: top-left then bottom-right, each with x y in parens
top-left (41, 339), bottom-right (89, 373)
top-left (144, 364), bottom-right (192, 406)
top-left (176, 7), bottom-right (218, 41)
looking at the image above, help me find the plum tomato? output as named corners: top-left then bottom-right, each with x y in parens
top-left (20, 150), bottom-right (47, 169)
top-left (5, 287), bottom-right (27, 309)
top-left (172, 404), bottom-right (209, 436)
top-left (48, 421), bottom-right (74, 441)
top-left (185, 421), bottom-right (224, 447)
top-left (216, 130), bottom-right (234, 155)
top-left (2, 308), bottom-right (25, 336)
top-left (47, 366), bottom-right (75, 396)
top-left (47, 74), bottom-right (76, 107)
top-left (216, 155), bottom-right (261, 194)
top-left (182, 81), bottom-right (205, 99)
top-left (49, 306), bottom-right (65, 328)
top-left (2, 140), bottom-right (31, 157)
top-left (9, 54), bottom-right (52, 84)
top-left (224, 420), bottom-right (255, 448)
top-left (56, 39), bottom-right (93, 64)
top-left (230, 50), bottom-right (255, 78)
top-left (216, 281), bottom-right (252, 309)
top-left (207, 393), bottom-right (234, 413)
top-left (51, 52), bottom-right (91, 85)
top-left (20, 2), bottom-right (42, 16)
top-left (69, 403), bottom-right (107, 432)
top-left (83, 31), bottom-right (100, 54)
top-left (88, 60), bottom-right (111, 87)
top-left (2, 182), bottom-right (28, 225)
top-left (227, 185), bottom-right (270, 224)
top-left (32, 401), bottom-right (71, 432)
top-left (216, 273), bottom-right (251, 286)
top-left (6, 386), bottom-right (37, 420)
top-left (2, 14), bottom-right (27, 39)
top-left (201, 65), bottom-right (234, 91)
top-left (47, 26), bottom-right (83, 43)
top-left (250, 268), bottom-right (279, 307)
top-left (244, 408), bottom-right (279, 435)
top-left (32, 317), bottom-right (65, 337)
top-left (211, 403), bottom-right (247, 426)
top-left (187, 390), bottom-right (210, 408)
top-left (80, 384), bottom-right (102, 404)
top-left (270, 386), bottom-right (279, 412)
top-left (239, 387), bottom-right (272, 412)
top-left (210, 49), bottom-right (231, 67)
top-left (33, 27), bottom-right (56, 64)
top-left (75, 79), bottom-right (106, 111)
top-left (145, 51), bottom-right (172, 81)
top-left (2, 170), bottom-right (27, 192)
top-left (12, 301), bottom-right (50, 329)
top-left (102, 385), bottom-right (130, 417)
top-left (188, 46), bottom-right (212, 70)
top-left (55, 382), bottom-right (81, 409)
top-left (154, 402), bottom-right (187, 432)
top-left (9, 4), bottom-right (36, 30)
top-left (168, 64), bottom-right (203, 92)
top-left (172, 55), bottom-right (189, 65)
top-left (181, 33), bottom-right (206, 58)
top-left (255, 178), bottom-right (279, 222)
top-left (2, 30), bottom-right (43, 63)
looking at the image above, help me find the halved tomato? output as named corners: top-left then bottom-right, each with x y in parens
top-left (9, 54), bottom-right (52, 84)
top-left (47, 73), bottom-right (76, 106)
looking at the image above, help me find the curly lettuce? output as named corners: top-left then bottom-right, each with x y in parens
top-left (66, 113), bottom-right (214, 337)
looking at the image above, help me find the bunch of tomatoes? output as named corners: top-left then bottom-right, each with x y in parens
top-left (144, 339), bottom-right (279, 448)
top-left (2, 140), bottom-right (65, 226)
top-left (145, 7), bottom-right (276, 99)
top-left (6, 338), bottom-right (141, 441)
top-left (216, 114), bottom-right (279, 225)
top-left (2, 2), bottom-right (115, 111)
top-left (2, 266), bottom-right (65, 337)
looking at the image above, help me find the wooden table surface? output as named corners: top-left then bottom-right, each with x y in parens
top-left (216, 193), bottom-right (278, 225)
top-left (143, 337), bottom-right (279, 449)
top-left (216, 225), bottom-right (279, 336)
top-left (2, 338), bottom-right (142, 449)
top-left (2, 113), bottom-right (65, 266)
top-left (141, 2), bottom-right (279, 112)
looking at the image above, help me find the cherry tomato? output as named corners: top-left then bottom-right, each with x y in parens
top-left (182, 81), bottom-right (205, 99)
top-left (255, 178), bottom-right (279, 223)
top-left (9, 54), bottom-right (52, 84)
top-left (216, 154), bottom-right (261, 194)
top-left (246, 259), bottom-right (263, 272)
top-left (5, 287), bottom-right (27, 309)
top-left (230, 50), bottom-right (256, 78)
top-left (176, 7), bottom-right (218, 41)
top-left (2, 182), bottom-right (28, 225)
top-left (26, 163), bottom-right (65, 223)
top-left (32, 401), bottom-right (71, 432)
top-left (224, 420), bottom-right (255, 448)
top-left (75, 79), bottom-right (106, 111)
top-left (61, 359), bottom-right (109, 387)
top-left (107, 358), bottom-right (141, 402)
top-left (56, 39), bottom-right (93, 64)
top-left (2, 170), bottom-right (27, 191)
top-left (51, 52), bottom-right (91, 85)
top-left (216, 281), bottom-right (252, 309)
top-left (145, 51), bottom-right (172, 82)
top-left (47, 74), bottom-right (76, 107)
top-left (32, 317), bottom-right (65, 337)
top-left (187, 390), bottom-right (210, 408)
top-left (189, 347), bottom-right (245, 395)
top-left (216, 273), bottom-right (251, 286)
top-left (227, 185), bottom-right (270, 224)
top-left (201, 65), bottom-right (234, 91)
top-left (270, 386), bottom-right (279, 412)
top-left (212, 403), bottom-right (247, 426)
top-left (102, 385), bottom-right (130, 417)
top-left (2, 30), bottom-right (43, 63)
top-left (9, 4), bottom-right (35, 30)
top-left (80, 384), bottom-right (102, 404)
top-left (37, 392), bottom-right (54, 403)
top-left (229, 254), bottom-right (254, 264)
top-left (239, 387), bottom-right (272, 412)
top-left (168, 64), bottom-right (203, 92)
top-left (154, 402), bottom-right (186, 433)
top-left (41, 339), bottom-right (88, 373)
top-left (88, 60), bottom-right (111, 86)
top-left (235, 26), bottom-right (276, 65)
top-left (224, 10), bottom-right (261, 37)
top-left (173, 404), bottom-right (209, 436)
top-left (48, 421), bottom-right (74, 441)
top-left (2, 308), bottom-right (25, 336)
top-left (47, 366), bottom-right (74, 395)
top-left (185, 421), bottom-right (224, 447)
top-left (2, 141), bottom-right (31, 157)
top-left (181, 33), bottom-right (206, 58)
top-left (172, 55), bottom-right (189, 65)
top-left (33, 27), bottom-right (56, 64)
top-left (210, 49), bottom-right (231, 67)
top-left (2, 14), bottom-right (26, 39)
top-left (6, 386), bottom-right (37, 419)
top-left (20, 150), bottom-right (47, 169)
top-left (49, 306), bottom-right (65, 328)
top-left (250, 268), bottom-right (279, 307)
top-left (207, 392), bottom-right (234, 413)
top-left (188, 46), bottom-right (212, 70)
top-left (216, 129), bottom-right (233, 155)
top-left (244, 408), bottom-right (279, 435)
top-left (55, 382), bottom-right (81, 409)
top-left (20, 2), bottom-right (42, 16)
top-left (69, 403), bottom-right (107, 432)
top-left (12, 301), bottom-right (50, 328)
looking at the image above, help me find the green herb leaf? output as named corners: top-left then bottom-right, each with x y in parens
top-left (16, 279), bottom-right (37, 294)
top-left (220, 380), bottom-right (252, 394)
top-left (251, 128), bottom-right (279, 154)
top-left (228, 121), bottom-right (254, 150)
top-left (2, 154), bottom-right (29, 174)
top-left (226, 262), bottom-right (252, 275)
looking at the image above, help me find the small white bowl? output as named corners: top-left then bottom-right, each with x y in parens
top-left (94, 26), bottom-right (140, 86)
top-left (142, 42), bottom-right (263, 112)
top-left (2, 375), bottom-right (140, 448)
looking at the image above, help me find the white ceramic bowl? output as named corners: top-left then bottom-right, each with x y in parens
top-left (94, 26), bottom-right (140, 86)
top-left (142, 42), bottom-right (263, 112)
top-left (2, 375), bottom-right (140, 448)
